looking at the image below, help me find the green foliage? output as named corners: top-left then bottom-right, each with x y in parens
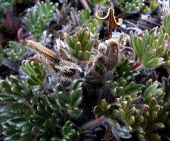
top-left (65, 28), bottom-right (93, 61)
top-left (0, 45), bottom-right (3, 65)
top-left (31, 18), bottom-right (48, 39)
top-left (121, 80), bottom-right (166, 141)
top-left (22, 60), bottom-right (46, 86)
top-left (130, 28), bottom-right (168, 69)
top-left (162, 77), bottom-right (170, 103)
top-left (107, 78), bottom-right (143, 98)
top-left (161, 14), bottom-right (170, 71)
top-left (54, 80), bottom-right (83, 117)
top-left (0, 76), bottom-right (34, 103)
top-left (162, 14), bottom-right (170, 36)
top-left (160, 78), bottom-right (170, 140)
top-left (118, 0), bottom-right (158, 12)
top-left (94, 99), bottom-right (132, 139)
top-left (1, 0), bottom-right (170, 140)
top-left (36, 0), bottom-right (55, 21)
top-left (51, 121), bottom-right (79, 141)
top-left (118, 0), bottom-right (144, 11)
top-left (163, 51), bottom-right (170, 71)
top-left (88, 0), bottom-right (110, 5)
top-left (94, 99), bottom-right (119, 118)
top-left (0, 61), bottom-right (80, 140)
top-left (79, 9), bottom-right (101, 34)
top-left (94, 78), bottom-right (170, 141)
top-left (4, 41), bottom-right (26, 62)
top-left (23, 0), bottom-right (57, 40)
top-left (114, 58), bottom-right (139, 81)
top-left (79, 9), bottom-right (91, 21)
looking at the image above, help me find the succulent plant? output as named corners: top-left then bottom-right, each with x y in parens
top-left (118, 0), bottom-right (158, 12)
top-left (53, 80), bottom-right (83, 117)
top-left (118, 0), bottom-right (144, 11)
top-left (113, 58), bottom-right (139, 81)
top-left (118, 79), bottom-right (168, 141)
top-left (130, 27), bottom-right (168, 69)
top-left (1, 0), bottom-right (170, 140)
top-left (88, 0), bottom-right (110, 5)
top-left (0, 60), bottom-right (81, 141)
top-left (5, 41), bottom-right (26, 62)
top-left (22, 60), bottom-right (46, 86)
top-left (93, 77), bottom-right (170, 141)
top-left (107, 78), bottom-right (143, 98)
top-left (79, 9), bottom-right (101, 34)
top-left (65, 28), bottom-right (93, 62)
top-left (23, 0), bottom-right (57, 40)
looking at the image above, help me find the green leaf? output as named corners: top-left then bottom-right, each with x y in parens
top-left (1, 103), bottom-right (31, 114)
top-left (70, 88), bottom-right (82, 107)
top-left (22, 60), bottom-right (45, 86)
top-left (107, 118), bottom-right (132, 139)
top-left (125, 83), bottom-right (143, 94)
top-left (145, 81), bottom-right (159, 96)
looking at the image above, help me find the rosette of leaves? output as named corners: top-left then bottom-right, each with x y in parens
top-left (130, 28), bottom-right (168, 69)
top-left (0, 60), bottom-right (80, 140)
top-left (65, 28), bottom-right (93, 62)
top-left (23, 0), bottom-right (57, 39)
top-left (113, 58), bottom-right (139, 81)
top-left (22, 60), bottom-right (46, 87)
top-left (4, 41), bottom-right (26, 62)
top-left (79, 9), bottom-right (101, 34)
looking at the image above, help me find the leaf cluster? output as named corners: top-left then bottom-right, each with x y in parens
top-left (0, 61), bottom-right (81, 140)
top-left (23, 0), bottom-right (57, 40)
top-left (113, 58), bottom-right (139, 81)
top-left (4, 41), bottom-right (26, 62)
top-left (130, 28), bottom-right (168, 69)
top-left (79, 9), bottom-right (101, 34)
top-left (107, 78), bottom-right (143, 98)
top-left (88, 0), bottom-right (110, 6)
top-left (118, 0), bottom-right (158, 12)
top-left (94, 78), bottom-right (170, 141)
top-left (65, 28), bottom-right (93, 61)
top-left (93, 99), bottom-right (132, 139)
top-left (162, 14), bottom-right (170, 37)
top-left (22, 60), bottom-right (46, 86)
top-left (53, 80), bottom-right (83, 117)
